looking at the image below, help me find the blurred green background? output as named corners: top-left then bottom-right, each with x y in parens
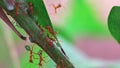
top-left (1, 0), bottom-right (120, 68)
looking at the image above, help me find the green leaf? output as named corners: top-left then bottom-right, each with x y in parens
top-left (108, 6), bottom-right (120, 43)
top-left (26, 0), bottom-right (53, 29)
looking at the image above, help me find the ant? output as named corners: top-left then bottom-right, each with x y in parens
top-left (38, 50), bottom-right (46, 68)
top-left (27, 2), bottom-right (34, 15)
top-left (15, 2), bottom-right (20, 16)
top-left (52, 3), bottom-right (62, 13)
top-left (25, 45), bottom-right (35, 63)
top-left (46, 26), bottom-right (67, 57)
top-left (45, 36), bottom-right (54, 47)
top-left (46, 26), bottom-right (57, 36)
top-left (34, 50), bottom-right (48, 68)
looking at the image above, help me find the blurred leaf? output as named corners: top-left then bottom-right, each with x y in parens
top-left (57, 0), bottom-right (107, 42)
top-left (66, 0), bottom-right (107, 36)
top-left (108, 6), bottom-right (120, 43)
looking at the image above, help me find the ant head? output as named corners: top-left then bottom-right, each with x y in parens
top-left (25, 45), bottom-right (31, 51)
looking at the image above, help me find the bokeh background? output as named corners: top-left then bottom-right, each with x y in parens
top-left (0, 0), bottom-right (120, 68)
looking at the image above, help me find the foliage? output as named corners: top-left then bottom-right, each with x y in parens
top-left (108, 6), bottom-right (120, 43)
